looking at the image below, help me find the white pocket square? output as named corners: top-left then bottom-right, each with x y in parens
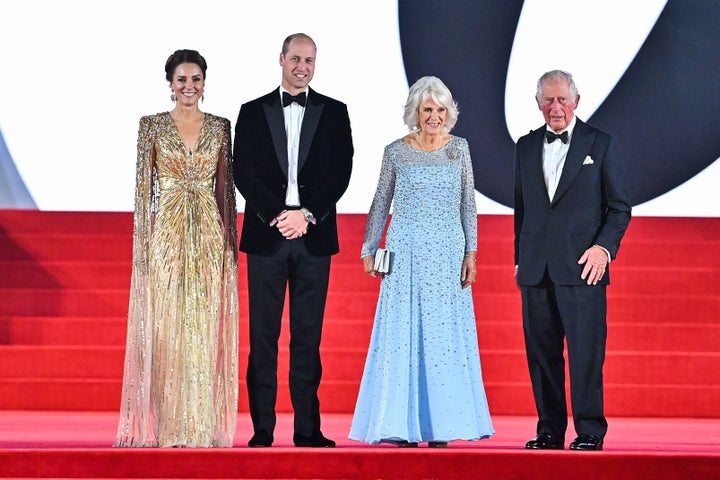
top-left (583, 156), bottom-right (594, 165)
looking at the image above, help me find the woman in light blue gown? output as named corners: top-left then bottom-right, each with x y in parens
top-left (349, 76), bottom-right (494, 447)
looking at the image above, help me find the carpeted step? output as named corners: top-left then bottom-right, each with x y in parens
top-left (1, 378), bottom-right (717, 417)
top-left (0, 234), bottom-right (131, 262)
top-left (2, 346), bottom-right (717, 389)
top-left (0, 288), bottom-right (528, 319)
top-left (0, 288), bottom-right (131, 316)
top-left (0, 210), bottom-right (133, 234)
top-left (3, 315), bottom-right (717, 354)
top-left (0, 261), bottom-right (130, 288)
top-left (0, 316), bottom-right (128, 345)
top-left (608, 293), bottom-right (720, 322)
top-left (607, 322), bottom-right (720, 351)
top-left (5, 289), bottom-right (712, 326)
top-left (612, 267), bottom-right (720, 295)
top-left (0, 346), bottom-right (124, 378)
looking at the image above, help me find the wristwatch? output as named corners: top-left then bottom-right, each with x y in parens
top-left (301, 207), bottom-right (315, 223)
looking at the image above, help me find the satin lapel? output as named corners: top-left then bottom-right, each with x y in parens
top-left (552, 120), bottom-right (595, 205)
top-left (298, 88), bottom-right (323, 172)
top-left (262, 92), bottom-right (289, 178)
top-left (526, 128), bottom-right (550, 205)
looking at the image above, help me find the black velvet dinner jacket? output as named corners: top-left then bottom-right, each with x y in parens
top-left (233, 87), bottom-right (354, 256)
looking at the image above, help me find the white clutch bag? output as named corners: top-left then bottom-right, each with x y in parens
top-left (374, 248), bottom-right (391, 274)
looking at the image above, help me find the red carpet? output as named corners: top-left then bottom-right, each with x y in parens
top-left (1, 411), bottom-right (719, 479)
top-left (1, 210), bottom-right (719, 478)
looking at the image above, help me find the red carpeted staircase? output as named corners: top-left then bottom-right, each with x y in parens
top-left (1, 210), bottom-right (719, 417)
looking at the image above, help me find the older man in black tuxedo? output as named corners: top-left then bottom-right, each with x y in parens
top-left (233, 33), bottom-right (353, 448)
top-left (514, 70), bottom-right (631, 451)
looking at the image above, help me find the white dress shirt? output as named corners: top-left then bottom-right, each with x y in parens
top-left (542, 115), bottom-right (576, 202)
top-left (280, 86), bottom-right (306, 207)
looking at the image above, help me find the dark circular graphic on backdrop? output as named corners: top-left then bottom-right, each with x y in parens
top-left (398, 0), bottom-right (720, 207)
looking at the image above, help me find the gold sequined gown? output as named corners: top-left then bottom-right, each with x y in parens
top-left (115, 112), bottom-right (239, 447)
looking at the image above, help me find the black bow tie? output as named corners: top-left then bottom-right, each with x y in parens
top-left (545, 130), bottom-right (569, 144)
top-left (282, 91), bottom-right (307, 107)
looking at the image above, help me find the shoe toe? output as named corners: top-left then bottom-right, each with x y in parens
top-left (525, 433), bottom-right (563, 449)
top-left (569, 434), bottom-right (603, 451)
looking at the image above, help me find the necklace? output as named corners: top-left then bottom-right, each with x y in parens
top-left (413, 131), bottom-right (449, 151)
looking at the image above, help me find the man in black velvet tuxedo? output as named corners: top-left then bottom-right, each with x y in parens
top-left (233, 33), bottom-right (353, 448)
top-left (514, 70), bottom-right (631, 451)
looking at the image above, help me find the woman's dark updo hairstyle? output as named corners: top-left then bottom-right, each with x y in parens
top-left (164, 49), bottom-right (208, 82)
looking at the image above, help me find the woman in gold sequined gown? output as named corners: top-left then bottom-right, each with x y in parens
top-left (115, 50), bottom-right (239, 448)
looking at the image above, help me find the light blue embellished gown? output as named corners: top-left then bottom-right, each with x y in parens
top-left (349, 136), bottom-right (494, 444)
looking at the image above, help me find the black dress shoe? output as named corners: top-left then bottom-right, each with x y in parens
top-left (569, 434), bottom-right (603, 451)
top-left (293, 430), bottom-right (336, 448)
top-left (525, 433), bottom-right (564, 450)
top-left (248, 430), bottom-right (273, 447)
top-left (397, 440), bottom-right (419, 448)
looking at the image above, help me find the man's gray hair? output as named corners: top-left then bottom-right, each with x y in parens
top-left (535, 70), bottom-right (579, 102)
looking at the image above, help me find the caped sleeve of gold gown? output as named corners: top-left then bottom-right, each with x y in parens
top-left (211, 116), bottom-right (239, 444)
top-left (114, 115), bottom-right (157, 447)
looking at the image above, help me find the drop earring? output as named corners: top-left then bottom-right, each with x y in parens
top-left (170, 92), bottom-right (176, 102)
top-left (201, 94), bottom-right (205, 103)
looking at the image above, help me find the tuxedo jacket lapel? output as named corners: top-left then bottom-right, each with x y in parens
top-left (262, 91), bottom-right (289, 178)
top-left (552, 120), bottom-right (595, 205)
top-left (526, 129), bottom-right (551, 205)
top-left (298, 88), bottom-right (323, 172)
